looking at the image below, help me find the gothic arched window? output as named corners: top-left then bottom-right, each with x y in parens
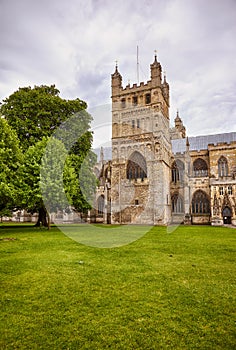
top-left (127, 151), bottom-right (147, 180)
top-left (218, 156), bottom-right (228, 177)
top-left (97, 195), bottom-right (105, 215)
top-left (171, 160), bottom-right (184, 183)
top-left (191, 190), bottom-right (210, 214)
top-left (171, 194), bottom-right (184, 213)
top-left (193, 158), bottom-right (208, 177)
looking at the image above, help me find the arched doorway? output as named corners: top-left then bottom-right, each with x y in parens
top-left (222, 206), bottom-right (232, 224)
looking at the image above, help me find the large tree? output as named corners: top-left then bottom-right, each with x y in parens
top-left (17, 137), bottom-right (82, 229)
top-left (1, 85), bottom-right (96, 226)
top-left (0, 118), bottom-right (23, 219)
top-left (0, 85), bottom-right (91, 151)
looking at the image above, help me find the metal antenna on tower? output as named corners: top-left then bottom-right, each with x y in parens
top-left (137, 45), bottom-right (139, 84)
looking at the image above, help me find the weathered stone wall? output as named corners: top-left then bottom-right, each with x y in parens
top-left (107, 57), bottom-right (236, 226)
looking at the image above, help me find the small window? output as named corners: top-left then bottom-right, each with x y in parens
top-left (132, 96), bottom-right (138, 106)
top-left (137, 119), bottom-right (140, 128)
top-left (219, 186), bottom-right (224, 195)
top-left (228, 186), bottom-right (232, 195)
top-left (121, 98), bottom-right (126, 108)
top-left (132, 120), bottom-right (135, 128)
top-left (135, 199), bottom-right (139, 205)
top-left (145, 93), bottom-right (151, 104)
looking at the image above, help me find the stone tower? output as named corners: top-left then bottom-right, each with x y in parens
top-left (111, 55), bottom-right (172, 225)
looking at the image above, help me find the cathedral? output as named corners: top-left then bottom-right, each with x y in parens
top-left (93, 54), bottom-right (236, 226)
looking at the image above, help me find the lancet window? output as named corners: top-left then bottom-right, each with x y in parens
top-left (218, 156), bottom-right (228, 177)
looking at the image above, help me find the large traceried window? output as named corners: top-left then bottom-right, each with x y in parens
top-left (127, 151), bottom-right (147, 180)
top-left (171, 194), bottom-right (184, 213)
top-left (193, 158), bottom-right (208, 177)
top-left (191, 190), bottom-right (210, 214)
top-left (97, 195), bottom-right (105, 215)
top-left (218, 156), bottom-right (228, 177)
top-left (171, 160), bottom-right (184, 183)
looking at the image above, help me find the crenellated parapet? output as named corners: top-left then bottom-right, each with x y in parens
top-left (111, 55), bottom-right (170, 120)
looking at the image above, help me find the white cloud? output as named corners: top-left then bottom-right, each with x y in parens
top-left (0, 0), bottom-right (235, 140)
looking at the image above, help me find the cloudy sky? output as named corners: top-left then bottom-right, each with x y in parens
top-left (1, 0), bottom-right (236, 147)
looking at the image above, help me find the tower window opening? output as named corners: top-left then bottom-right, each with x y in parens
top-left (145, 93), bottom-right (151, 104)
top-left (219, 186), bottom-right (224, 195)
top-left (137, 119), bottom-right (140, 128)
top-left (132, 120), bottom-right (135, 128)
top-left (132, 96), bottom-right (138, 106)
top-left (121, 98), bottom-right (126, 108)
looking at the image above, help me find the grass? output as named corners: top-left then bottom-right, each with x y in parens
top-left (0, 224), bottom-right (235, 349)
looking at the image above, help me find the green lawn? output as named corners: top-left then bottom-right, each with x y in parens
top-left (0, 224), bottom-right (235, 349)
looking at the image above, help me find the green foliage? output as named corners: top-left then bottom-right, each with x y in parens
top-left (17, 137), bottom-right (48, 214)
top-left (18, 136), bottom-right (96, 226)
top-left (0, 84), bottom-right (90, 151)
top-left (1, 85), bottom-right (95, 222)
top-left (0, 225), bottom-right (235, 349)
top-left (69, 152), bottom-right (97, 212)
top-left (40, 137), bottom-right (82, 215)
top-left (0, 118), bottom-right (23, 215)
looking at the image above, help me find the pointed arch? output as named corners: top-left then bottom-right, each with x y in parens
top-left (222, 206), bottom-right (232, 224)
top-left (193, 158), bottom-right (208, 177)
top-left (218, 156), bottom-right (228, 177)
top-left (191, 190), bottom-right (210, 214)
top-left (171, 160), bottom-right (184, 183)
top-left (171, 193), bottom-right (184, 213)
top-left (127, 151), bottom-right (147, 180)
top-left (97, 195), bottom-right (105, 215)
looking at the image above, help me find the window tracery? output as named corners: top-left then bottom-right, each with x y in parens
top-left (193, 158), bottom-right (208, 177)
top-left (171, 193), bottom-right (184, 213)
top-left (97, 195), bottom-right (105, 215)
top-left (191, 190), bottom-right (210, 214)
top-left (218, 156), bottom-right (228, 177)
top-left (171, 160), bottom-right (184, 183)
top-left (127, 151), bottom-right (147, 180)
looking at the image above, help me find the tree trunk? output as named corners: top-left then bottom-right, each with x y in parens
top-left (47, 211), bottom-right (51, 230)
top-left (35, 206), bottom-right (48, 227)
